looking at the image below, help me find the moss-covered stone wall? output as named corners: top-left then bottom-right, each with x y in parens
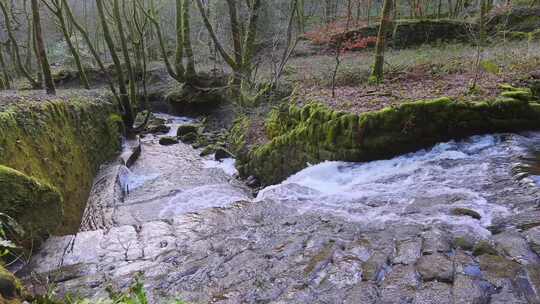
top-left (0, 98), bottom-right (121, 237)
top-left (236, 97), bottom-right (540, 186)
top-left (332, 19), bottom-right (474, 49)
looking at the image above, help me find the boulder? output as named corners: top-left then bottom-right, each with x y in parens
top-left (451, 208), bottom-right (482, 220)
top-left (0, 265), bottom-right (23, 303)
top-left (215, 147), bottom-right (234, 161)
top-left (179, 132), bottom-right (198, 144)
top-left (146, 124), bottom-right (170, 135)
top-left (0, 165), bottom-right (63, 250)
top-left (524, 227), bottom-right (540, 255)
top-left (472, 240), bottom-right (498, 256)
top-left (416, 253), bottom-right (454, 283)
top-left (159, 136), bottom-right (179, 146)
top-left (177, 124), bottom-right (200, 137)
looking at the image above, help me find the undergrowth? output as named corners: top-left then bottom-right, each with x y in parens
top-left (32, 276), bottom-right (187, 304)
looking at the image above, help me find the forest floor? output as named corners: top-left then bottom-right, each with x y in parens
top-left (276, 39), bottom-right (540, 114)
top-left (0, 89), bottom-right (108, 111)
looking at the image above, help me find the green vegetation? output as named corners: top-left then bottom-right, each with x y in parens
top-left (0, 98), bottom-right (120, 235)
top-left (236, 95), bottom-right (540, 185)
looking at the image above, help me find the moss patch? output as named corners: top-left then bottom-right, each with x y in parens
top-left (0, 98), bottom-right (120, 235)
top-left (0, 165), bottom-right (62, 249)
top-left (0, 265), bottom-right (23, 304)
top-left (239, 97), bottom-right (540, 185)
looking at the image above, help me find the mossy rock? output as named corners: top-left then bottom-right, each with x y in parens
top-left (159, 136), bottom-right (179, 146)
top-left (472, 240), bottom-right (498, 256)
top-left (241, 97), bottom-right (540, 185)
top-left (0, 165), bottom-right (62, 250)
top-left (501, 90), bottom-right (534, 101)
top-left (200, 145), bottom-right (217, 157)
top-left (180, 132), bottom-right (198, 144)
top-left (453, 236), bottom-right (475, 251)
top-left (215, 147), bottom-right (234, 161)
top-left (0, 265), bottom-right (23, 303)
top-left (0, 99), bottom-right (121, 235)
top-left (478, 254), bottom-right (521, 279)
top-left (451, 208), bottom-right (481, 220)
top-left (177, 124), bottom-right (200, 137)
top-left (166, 83), bottom-right (227, 115)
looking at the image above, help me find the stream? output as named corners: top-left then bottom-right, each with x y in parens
top-left (19, 114), bottom-right (540, 303)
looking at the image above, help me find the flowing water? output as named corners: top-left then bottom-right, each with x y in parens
top-left (20, 115), bottom-right (540, 303)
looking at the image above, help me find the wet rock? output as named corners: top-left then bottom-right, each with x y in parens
top-left (159, 136), bottom-right (179, 146)
top-left (452, 274), bottom-right (488, 304)
top-left (521, 264), bottom-right (540, 303)
top-left (451, 208), bottom-right (481, 220)
top-left (472, 240), bottom-right (498, 257)
top-left (379, 265), bottom-right (420, 304)
top-left (0, 266), bottom-right (21, 302)
top-left (494, 231), bottom-right (540, 265)
top-left (343, 282), bottom-right (379, 304)
top-left (490, 280), bottom-right (528, 304)
top-left (524, 226), bottom-right (540, 255)
top-left (146, 124), bottom-right (170, 134)
top-left (393, 238), bottom-right (422, 265)
top-left (416, 253), bottom-right (454, 283)
top-left (421, 229), bottom-right (451, 255)
top-left (215, 147), bottom-right (234, 161)
top-left (479, 254), bottom-right (522, 291)
top-left (199, 145), bottom-right (216, 157)
top-left (179, 132), bottom-right (197, 143)
top-left (414, 281), bottom-right (452, 304)
top-left (177, 124), bottom-right (200, 137)
top-left (489, 210), bottom-right (540, 233)
top-left (452, 236), bottom-right (475, 251)
top-left (245, 176), bottom-right (260, 188)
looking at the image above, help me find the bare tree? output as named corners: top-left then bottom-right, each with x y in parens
top-left (31, 0), bottom-right (55, 95)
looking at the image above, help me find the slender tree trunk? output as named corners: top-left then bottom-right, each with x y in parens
top-left (61, 0), bottom-right (118, 98)
top-left (0, 43), bottom-right (10, 89)
top-left (47, 0), bottom-right (90, 89)
top-left (371, 0), bottom-right (393, 83)
top-left (479, 0), bottom-right (487, 46)
top-left (174, 0), bottom-right (185, 82)
top-left (182, 0), bottom-right (196, 82)
top-left (96, 0), bottom-right (134, 132)
top-left (113, 0), bottom-right (137, 112)
top-left (0, 0), bottom-right (39, 88)
top-left (31, 0), bottom-right (55, 95)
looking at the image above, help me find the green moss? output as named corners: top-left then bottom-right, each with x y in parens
top-left (501, 90), bottom-right (534, 101)
top-left (472, 240), bottom-right (498, 256)
top-left (0, 165), bottom-right (62, 248)
top-left (242, 97), bottom-right (540, 185)
top-left (0, 98), bottom-right (120, 235)
top-left (0, 265), bottom-right (23, 303)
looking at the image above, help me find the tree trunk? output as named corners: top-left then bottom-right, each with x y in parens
top-left (175, 0), bottom-right (185, 82)
top-left (371, 0), bottom-right (393, 83)
top-left (0, 0), bottom-right (39, 88)
top-left (182, 0), bottom-right (196, 82)
top-left (113, 0), bottom-right (137, 110)
top-left (47, 0), bottom-right (90, 89)
top-left (0, 43), bottom-right (10, 89)
top-left (31, 0), bottom-right (55, 95)
top-left (61, 0), bottom-right (118, 98)
top-left (96, 0), bottom-right (134, 132)
top-left (479, 0), bottom-right (487, 46)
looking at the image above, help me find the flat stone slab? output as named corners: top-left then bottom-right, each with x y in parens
top-left (20, 200), bottom-right (540, 304)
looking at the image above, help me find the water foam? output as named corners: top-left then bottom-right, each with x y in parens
top-left (257, 133), bottom-right (540, 234)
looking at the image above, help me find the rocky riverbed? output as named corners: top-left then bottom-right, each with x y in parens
top-left (17, 116), bottom-right (540, 303)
